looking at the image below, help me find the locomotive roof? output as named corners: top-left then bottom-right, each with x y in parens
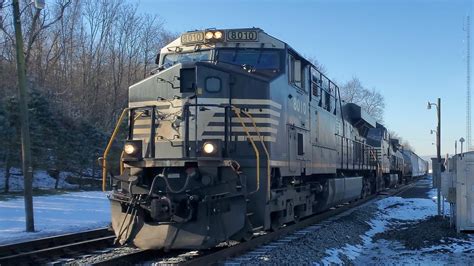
top-left (162, 28), bottom-right (286, 54)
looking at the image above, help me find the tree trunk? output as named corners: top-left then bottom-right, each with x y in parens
top-left (54, 174), bottom-right (59, 189)
top-left (91, 156), bottom-right (96, 178)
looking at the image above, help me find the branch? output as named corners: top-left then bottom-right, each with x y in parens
top-left (0, 12), bottom-right (14, 43)
top-left (25, 0), bottom-right (71, 63)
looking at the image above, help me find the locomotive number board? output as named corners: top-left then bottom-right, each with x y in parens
top-left (226, 30), bottom-right (259, 42)
top-left (181, 32), bottom-right (205, 45)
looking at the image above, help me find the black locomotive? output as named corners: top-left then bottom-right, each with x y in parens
top-left (102, 28), bottom-right (428, 250)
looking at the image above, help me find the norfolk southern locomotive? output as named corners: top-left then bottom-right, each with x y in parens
top-left (102, 28), bottom-right (428, 250)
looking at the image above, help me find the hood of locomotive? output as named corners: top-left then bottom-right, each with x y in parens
top-left (126, 61), bottom-right (273, 160)
top-left (109, 60), bottom-right (275, 249)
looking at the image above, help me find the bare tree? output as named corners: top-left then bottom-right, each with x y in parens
top-left (340, 77), bottom-right (385, 122)
top-left (305, 55), bottom-right (327, 75)
top-left (389, 130), bottom-right (415, 152)
top-left (0, 0), bottom-right (176, 175)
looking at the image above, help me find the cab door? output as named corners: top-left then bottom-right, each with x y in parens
top-left (286, 52), bottom-right (310, 173)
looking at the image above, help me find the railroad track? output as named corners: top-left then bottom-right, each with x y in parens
top-left (0, 181), bottom-right (415, 265)
top-left (0, 227), bottom-right (114, 265)
top-left (89, 180), bottom-right (417, 265)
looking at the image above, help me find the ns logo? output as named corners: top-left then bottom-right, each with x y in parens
top-left (291, 97), bottom-right (307, 115)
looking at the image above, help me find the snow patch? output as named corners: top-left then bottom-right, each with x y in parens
top-left (320, 186), bottom-right (460, 263)
top-left (376, 196), bottom-right (437, 220)
top-left (0, 191), bottom-right (110, 244)
top-left (0, 168), bottom-right (79, 191)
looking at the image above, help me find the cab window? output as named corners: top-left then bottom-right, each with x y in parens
top-left (218, 49), bottom-right (280, 70)
top-left (289, 54), bottom-right (305, 90)
top-left (162, 50), bottom-right (211, 68)
top-left (311, 70), bottom-right (320, 97)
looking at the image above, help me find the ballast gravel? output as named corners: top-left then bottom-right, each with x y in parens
top-left (65, 246), bottom-right (141, 265)
top-left (229, 177), bottom-right (474, 265)
top-left (374, 215), bottom-right (469, 250)
top-left (236, 202), bottom-right (378, 265)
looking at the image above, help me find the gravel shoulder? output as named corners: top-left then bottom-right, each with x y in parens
top-left (229, 176), bottom-right (474, 265)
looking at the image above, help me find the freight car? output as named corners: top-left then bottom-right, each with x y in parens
top-left (101, 28), bottom-right (427, 250)
top-left (401, 149), bottom-right (428, 179)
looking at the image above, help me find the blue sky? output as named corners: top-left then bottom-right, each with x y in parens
top-left (137, 0), bottom-right (472, 156)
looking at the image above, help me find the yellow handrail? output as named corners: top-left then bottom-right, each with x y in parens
top-left (102, 108), bottom-right (130, 191)
top-left (232, 107), bottom-right (260, 194)
top-left (120, 112), bottom-right (144, 176)
top-left (241, 110), bottom-right (271, 201)
top-left (119, 151), bottom-right (125, 175)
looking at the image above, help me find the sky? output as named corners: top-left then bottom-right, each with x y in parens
top-left (137, 0), bottom-right (473, 156)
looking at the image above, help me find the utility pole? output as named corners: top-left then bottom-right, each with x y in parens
top-left (428, 98), bottom-right (442, 216)
top-left (467, 16), bottom-right (471, 151)
top-left (437, 98), bottom-right (442, 216)
top-left (12, 0), bottom-right (35, 232)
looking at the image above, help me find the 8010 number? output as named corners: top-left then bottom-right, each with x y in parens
top-left (227, 30), bottom-right (258, 41)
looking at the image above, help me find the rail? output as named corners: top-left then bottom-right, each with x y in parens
top-left (0, 228), bottom-right (113, 265)
top-left (184, 178), bottom-right (419, 265)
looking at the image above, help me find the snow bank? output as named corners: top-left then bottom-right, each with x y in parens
top-left (0, 168), bottom-right (79, 191)
top-left (376, 196), bottom-right (438, 221)
top-left (322, 186), bottom-right (457, 264)
top-left (0, 191), bottom-right (110, 244)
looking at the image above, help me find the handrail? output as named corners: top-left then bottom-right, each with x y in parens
top-left (103, 104), bottom-right (270, 195)
top-left (102, 108), bottom-right (130, 192)
top-left (241, 109), bottom-right (271, 201)
top-left (119, 151), bottom-right (125, 175)
top-left (369, 148), bottom-right (381, 173)
top-left (232, 107), bottom-right (261, 195)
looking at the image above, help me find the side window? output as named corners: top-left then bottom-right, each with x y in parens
top-left (311, 69), bottom-right (320, 97)
top-left (289, 54), bottom-right (304, 90)
top-left (324, 90), bottom-right (331, 111)
top-left (289, 55), bottom-right (295, 84)
top-left (330, 84), bottom-right (337, 114)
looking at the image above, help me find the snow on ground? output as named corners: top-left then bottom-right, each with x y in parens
top-left (0, 167), bottom-right (79, 191)
top-left (322, 178), bottom-right (474, 265)
top-left (0, 191), bottom-right (110, 245)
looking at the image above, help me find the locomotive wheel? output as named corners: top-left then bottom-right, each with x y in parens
top-left (271, 219), bottom-right (282, 231)
top-left (231, 217), bottom-right (254, 242)
top-left (362, 179), bottom-right (371, 198)
top-left (270, 212), bottom-right (283, 231)
top-left (241, 230), bottom-right (253, 242)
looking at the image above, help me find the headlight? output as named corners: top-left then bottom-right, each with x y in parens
top-left (205, 31), bottom-right (214, 40)
top-left (123, 140), bottom-right (142, 160)
top-left (203, 142), bottom-right (216, 154)
top-left (213, 31), bottom-right (223, 39)
top-left (124, 143), bottom-right (136, 155)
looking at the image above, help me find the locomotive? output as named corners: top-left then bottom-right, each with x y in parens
top-left (102, 28), bottom-right (427, 250)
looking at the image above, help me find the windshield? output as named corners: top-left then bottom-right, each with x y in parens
top-left (217, 49), bottom-right (281, 70)
top-left (162, 50), bottom-right (211, 67)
